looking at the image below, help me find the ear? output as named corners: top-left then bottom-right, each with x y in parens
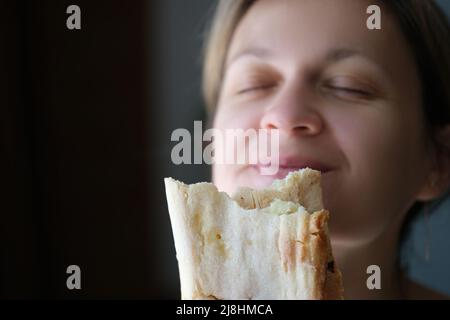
top-left (416, 125), bottom-right (450, 201)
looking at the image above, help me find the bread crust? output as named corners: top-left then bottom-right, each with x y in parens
top-left (165, 169), bottom-right (343, 300)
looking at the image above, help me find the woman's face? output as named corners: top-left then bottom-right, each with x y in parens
top-left (212, 0), bottom-right (433, 245)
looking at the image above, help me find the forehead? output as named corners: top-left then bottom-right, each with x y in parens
top-left (226, 0), bottom-right (417, 82)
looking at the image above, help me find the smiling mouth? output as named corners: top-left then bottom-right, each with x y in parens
top-left (253, 160), bottom-right (333, 179)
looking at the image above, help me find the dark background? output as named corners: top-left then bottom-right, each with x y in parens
top-left (2, 0), bottom-right (211, 299)
top-left (3, 0), bottom-right (450, 300)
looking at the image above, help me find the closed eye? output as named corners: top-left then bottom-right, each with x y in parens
top-left (237, 84), bottom-right (276, 95)
top-left (333, 86), bottom-right (370, 95)
top-left (324, 85), bottom-right (373, 99)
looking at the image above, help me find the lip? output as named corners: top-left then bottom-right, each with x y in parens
top-left (253, 155), bottom-right (334, 178)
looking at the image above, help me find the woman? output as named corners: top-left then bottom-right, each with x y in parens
top-left (202, 0), bottom-right (450, 299)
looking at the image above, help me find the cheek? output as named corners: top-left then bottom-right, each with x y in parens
top-left (335, 108), bottom-right (404, 174)
top-left (331, 103), bottom-right (428, 183)
top-left (213, 102), bottom-right (262, 130)
top-left (343, 109), bottom-right (427, 185)
top-left (212, 103), bottom-right (263, 194)
top-left (325, 105), bottom-right (430, 242)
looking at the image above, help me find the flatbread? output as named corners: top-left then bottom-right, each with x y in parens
top-left (164, 168), bottom-right (343, 299)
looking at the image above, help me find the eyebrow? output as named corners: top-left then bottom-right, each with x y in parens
top-left (227, 47), bottom-right (361, 68)
top-left (226, 47), bottom-right (272, 68)
top-left (325, 48), bottom-right (360, 63)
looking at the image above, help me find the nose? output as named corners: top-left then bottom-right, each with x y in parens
top-left (260, 79), bottom-right (323, 136)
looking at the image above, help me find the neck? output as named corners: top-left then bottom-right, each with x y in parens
top-left (332, 219), bottom-right (405, 300)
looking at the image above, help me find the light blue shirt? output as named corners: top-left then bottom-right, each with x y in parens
top-left (401, 190), bottom-right (450, 295)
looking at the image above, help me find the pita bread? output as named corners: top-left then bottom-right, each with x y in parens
top-left (164, 168), bottom-right (343, 299)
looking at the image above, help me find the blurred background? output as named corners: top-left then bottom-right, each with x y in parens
top-left (3, 0), bottom-right (212, 299)
top-left (2, 0), bottom-right (450, 299)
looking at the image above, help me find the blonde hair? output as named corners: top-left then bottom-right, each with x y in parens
top-left (202, 0), bottom-right (255, 114)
